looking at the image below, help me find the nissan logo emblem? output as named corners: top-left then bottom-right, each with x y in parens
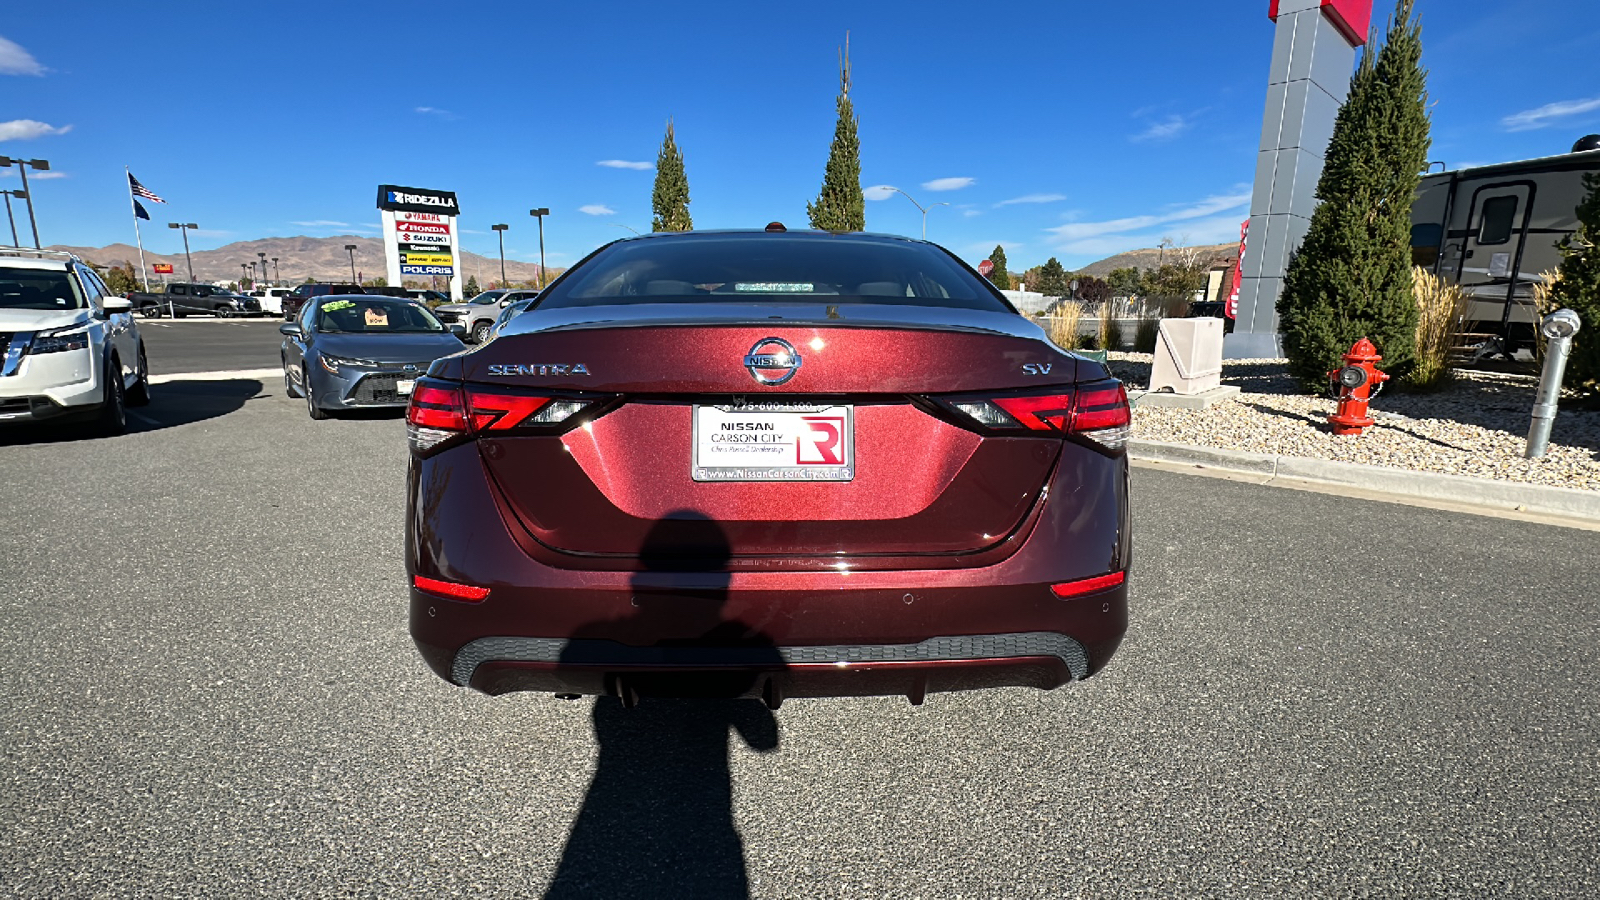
top-left (743, 337), bottom-right (801, 386)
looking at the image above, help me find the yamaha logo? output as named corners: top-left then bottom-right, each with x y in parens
top-left (743, 337), bottom-right (801, 386)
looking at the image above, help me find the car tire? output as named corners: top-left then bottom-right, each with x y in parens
top-left (126, 346), bottom-right (152, 407)
top-left (94, 359), bottom-right (127, 436)
top-left (304, 367), bottom-right (328, 420)
top-left (216, 306), bottom-right (234, 318)
top-left (139, 304), bottom-right (163, 319)
top-left (471, 320), bottom-right (492, 344)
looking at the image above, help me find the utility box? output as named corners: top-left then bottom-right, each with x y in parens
top-left (1150, 318), bottom-right (1224, 395)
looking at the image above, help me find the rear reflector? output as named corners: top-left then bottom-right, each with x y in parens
top-left (413, 575), bottom-right (490, 602)
top-left (1049, 571), bottom-right (1126, 598)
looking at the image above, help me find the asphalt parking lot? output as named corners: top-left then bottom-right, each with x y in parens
top-left (2, 358), bottom-right (1598, 897)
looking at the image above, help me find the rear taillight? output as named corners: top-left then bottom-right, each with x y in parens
top-left (938, 380), bottom-right (1131, 450)
top-left (406, 382), bottom-right (603, 453)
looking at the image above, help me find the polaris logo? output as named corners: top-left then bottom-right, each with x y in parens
top-left (486, 363), bottom-right (590, 376)
top-left (388, 191), bottom-right (457, 211)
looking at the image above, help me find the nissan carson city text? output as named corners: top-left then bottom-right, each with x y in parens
top-left (405, 229), bottom-right (1131, 707)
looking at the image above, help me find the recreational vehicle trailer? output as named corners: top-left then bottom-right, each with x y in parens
top-left (1410, 135), bottom-right (1600, 355)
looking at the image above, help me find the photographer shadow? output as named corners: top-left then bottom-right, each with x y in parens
top-left (544, 511), bottom-right (783, 900)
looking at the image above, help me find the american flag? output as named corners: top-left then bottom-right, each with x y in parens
top-left (128, 172), bottom-right (166, 203)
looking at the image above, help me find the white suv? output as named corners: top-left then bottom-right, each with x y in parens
top-left (0, 250), bottom-right (151, 434)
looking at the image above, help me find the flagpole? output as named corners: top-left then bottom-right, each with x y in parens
top-left (126, 166), bottom-right (150, 292)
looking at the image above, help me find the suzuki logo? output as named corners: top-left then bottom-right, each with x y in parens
top-left (742, 337), bottom-right (801, 386)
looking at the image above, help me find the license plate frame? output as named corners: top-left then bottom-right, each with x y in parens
top-left (691, 403), bottom-right (854, 482)
top-left (396, 379), bottom-right (415, 395)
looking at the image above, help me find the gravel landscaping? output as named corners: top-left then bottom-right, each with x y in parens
top-left (1108, 353), bottom-right (1600, 492)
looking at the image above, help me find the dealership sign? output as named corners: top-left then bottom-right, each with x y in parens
top-left (377, 184), bottom-right (462, 291)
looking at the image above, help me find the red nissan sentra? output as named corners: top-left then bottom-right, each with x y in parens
top-left (406, 229), bottom-right (1130, 707)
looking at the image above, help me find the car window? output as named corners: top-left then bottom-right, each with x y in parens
top-left (78, 266), bottom-right (112, 299)
top-left (0, 268), bottom-right (87, 310)
top-left (542, 235), bottom-right (1014, 313)
top-left (314, 298), bottom-right (444, 334)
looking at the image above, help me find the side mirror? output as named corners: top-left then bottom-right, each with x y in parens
top-left (102, 297), bottom-right (133, 313)
top-left (449, 323), bottom-right (467, 339)
top-left (279, 322), bottom-right (302, 337)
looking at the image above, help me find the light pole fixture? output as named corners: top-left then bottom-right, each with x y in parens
top-left (257, 251), bottom-right (267, 286)
top-left (344, 244), bottom-right (358, 284)
top-left (491, 223), bottom-right (509, 286)
top-left (168, 222), bottom-right (199, 282)
top-left (0, 189), bottom-right (24, 247)
top-left (879, 186), bottom-right (949, 240)
top-left (528, 208), bottom-right (549, 287)
top-left (0, 156), bottom-right (50, 248)
top-left (271, 257), bottom-right (279, 286)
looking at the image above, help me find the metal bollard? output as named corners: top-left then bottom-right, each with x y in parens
top-left (1525, 309), bottom-right (1582, 459)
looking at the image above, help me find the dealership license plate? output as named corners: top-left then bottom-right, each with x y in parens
top-left (396, 379), bottom-right (415, 395)
top-left (692, 404), bottom-right (854, 482)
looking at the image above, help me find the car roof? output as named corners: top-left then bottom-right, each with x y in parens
top-left (603, 228), bottom-right (928, 246)
top-left (0, 256), bottom-right (73, 271)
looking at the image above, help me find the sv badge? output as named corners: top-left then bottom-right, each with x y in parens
top-left (1022, 363), bottom-right (1053, 375)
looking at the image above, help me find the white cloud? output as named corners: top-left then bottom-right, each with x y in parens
top-left (2, 169), bottom-right (65, 179)
top-left (1500, 97), bottom-right (1600, 132)
top-left (963, 209), bottom-right (982, 217)
top-left (0, 37), bottom-right (44, 76)
top-left (0, 119), bottom-right (70, 141)
top-left (996, 193), bottom-right (1067, 207)
top-left (1044, 190), bottom-right (1251, 256)
top-left (922, 177), bottom-right (974, 192)
top-left (578, 204), bottom-right (615, 216)
top-left (415, 107), bottom-right (457, 119)
top-left (597, 160), bottom-right (652, 170)
top-left (1131, 114), bottom-right (1192, 143)
top-left (863, 185), bottom-right (898, 201)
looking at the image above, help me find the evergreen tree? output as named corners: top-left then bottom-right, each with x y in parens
top-left (651, 119), bottom-right (693, 232)
top-left (1278, 0), bottom-right (1431, 391)
top-left (989, 245), bottom-right (1012, 289)
top-left (1546, 172), bottom-right (1600, 395)
top-left (465, 275), bottom-right (480, 296)
top-left (1035, 257), bottom-right (1069, 297)
top-left (807, 35), bottom-right (864, 232)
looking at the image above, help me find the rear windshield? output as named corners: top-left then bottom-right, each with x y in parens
top-left (539, 235), bottom-right (1014, 313)
top-left (0, 269), bottom-right (86, 310)
top-left (314, 298), bottom-right (444, 334)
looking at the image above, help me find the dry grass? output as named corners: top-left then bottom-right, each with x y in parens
top-left (1530, 268), bottom-right (1563, 365)
top-left (1410, 266), bottom-right (1468, 389)
top-left (1098, 301), bottom-right (1123, 350)
top-left (1046, 302), bottom-right (1084, 350)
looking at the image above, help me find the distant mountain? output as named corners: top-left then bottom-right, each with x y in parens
top-left (1076, 242), bottom-right (1237, 278)
top-left (45, 235), bottom-right (558, 287)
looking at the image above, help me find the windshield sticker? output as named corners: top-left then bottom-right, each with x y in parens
top-left (323, 300), bottom-right (355, 312)
top-left (364, 308), bottom-right (389, 327)
top-left (734, 283), bottom-right (814, 293)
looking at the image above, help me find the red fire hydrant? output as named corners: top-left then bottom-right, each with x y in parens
top-left (1327, 337), bottom-right (1389, 436)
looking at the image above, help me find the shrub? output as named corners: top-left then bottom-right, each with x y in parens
top-left (1406, 267), bottom-right (1467, 389)
top-left (1134, 317), bottom-right (1161, 353)
top-left (1530, 268), bottom-right (1563, 366)
top-left (1099, 302), bottom-right (1124, 351)
top-left (1045, 302), bottom-right (1083, 351)
top-left (1545, 171), bottom-right (1600, 396)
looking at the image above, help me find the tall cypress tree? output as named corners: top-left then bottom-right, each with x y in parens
top-left (651, 119), bottom-right (692, 233)
top-left (990, 245), bottom-right (1012, 290)
top-left (1546, 173), bottom-right (1600, 395)
top-left (1278, 0), bottom-right (1431, 391)
top-left (807, 35), bottom-right (865, 232)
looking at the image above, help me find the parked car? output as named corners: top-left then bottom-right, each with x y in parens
top-left (129, 283), bottom-right (261, 318)
top-left (405, 229), bottom-right (1131, 706)
top-left (486, 294), bottom-right (543, 341)
top-left (0, 249), bottom-right (151, 434)
top-left (280, 294), bottom-right (466, 420)
top-left (431, 290), bottom-right (511, 340)
top-left (406, 289), bottom-right (451, 306)
top-left (250, 287), bottom-right (295, 317)
top-left (280, 282), bottom-right (366, 321)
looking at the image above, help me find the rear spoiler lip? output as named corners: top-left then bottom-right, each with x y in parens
top-left (501, 302), bottom-right (1055, 343)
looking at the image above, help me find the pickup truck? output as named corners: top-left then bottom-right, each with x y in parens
top-left (130, 283), bottom-right (262, 318)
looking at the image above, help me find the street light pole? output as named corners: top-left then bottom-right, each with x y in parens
top-left (240, 262), bottom-right (249, 287)
top-left (491, 223), bottom-right (509, 286)
top-left (344, 244), bottom-right (358, 284)
top-left (271, 257), bottom-right (279, 286)
top-left (529, 208), bottom-right (549, 287)
top-left (882, 187), bottom-right (948, 240)
top-left (168, 222), bottom-right (199, 282)
top-left (257, 251), bottom-right (267, 287)
top-left (1, 190), bottom-right (22, 246)
top-left (0, 157), bottom-right (49, 248)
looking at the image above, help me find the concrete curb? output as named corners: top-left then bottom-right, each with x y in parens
top-left (150, 369), bottom-right (282, 385)
top-left (1129, 438), bottom-right (1600, 522)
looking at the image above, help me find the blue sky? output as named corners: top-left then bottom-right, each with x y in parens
top-left (2, 0), bottom-right (1597, 273)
